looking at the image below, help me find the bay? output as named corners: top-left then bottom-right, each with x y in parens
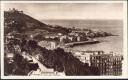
top-left (42, 19), bottom-right (123, 54)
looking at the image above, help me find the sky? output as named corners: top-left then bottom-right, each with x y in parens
top-left (3, 3), bottom-right (123, 20)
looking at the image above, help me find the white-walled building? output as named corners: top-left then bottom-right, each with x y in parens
top-left (38, 40), bottom-right (57, 50)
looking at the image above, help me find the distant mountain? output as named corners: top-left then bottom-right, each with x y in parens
top-left (4, 10), bottom-right (70, 38)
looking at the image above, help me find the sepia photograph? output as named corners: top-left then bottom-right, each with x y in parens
top-left (1, 0), bottom-right (128, 79)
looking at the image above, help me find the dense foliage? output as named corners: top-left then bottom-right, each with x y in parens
top-left (23, 39), bottom-right (100, 75)
top-left (4, 37), bottom-right (100, 75)
top-left (4, 53), bottom-right (31, 75)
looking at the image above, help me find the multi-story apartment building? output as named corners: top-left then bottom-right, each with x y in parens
top-left (90, 51), bottom-right (123, 76)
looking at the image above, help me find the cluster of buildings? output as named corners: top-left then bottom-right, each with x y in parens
top-left (43, 30), bottom-right (90, 44)
top-left (7, 8), bottom-right (23, 14)
top-left (69, 50), bottom-right (123, 76)
top-left (60, 30), bottom-right (92, 43)
top-left (40, 27), bottom-right (108, 47)
top-left (37, 31), bottom-right (91, 50)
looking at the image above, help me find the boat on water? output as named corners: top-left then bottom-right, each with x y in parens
top-left (65, 39), bottom-right (100, 47)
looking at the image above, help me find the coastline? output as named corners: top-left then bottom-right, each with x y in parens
top-left (71, 36), bottom-right (123, 54)
top-left (65, 39), bottom-right (100, 47)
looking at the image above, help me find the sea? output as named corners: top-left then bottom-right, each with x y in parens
top-left (42, 19), bottom-right (123, 54)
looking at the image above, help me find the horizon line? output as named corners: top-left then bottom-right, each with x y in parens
top-left (40, 19), bottom-right (123, 21)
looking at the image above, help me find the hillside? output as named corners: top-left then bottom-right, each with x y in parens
top-left (4, 9), bottom-right (70, 38)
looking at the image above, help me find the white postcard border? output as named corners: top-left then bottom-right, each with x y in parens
top-left (1, 1), bottom-right (128, 79)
